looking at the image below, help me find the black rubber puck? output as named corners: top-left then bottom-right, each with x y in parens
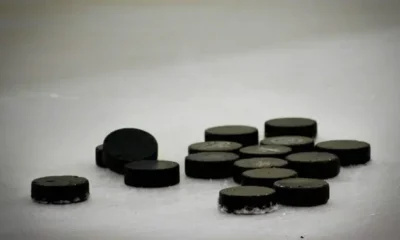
top-left (205, 125), bottom-right (258, 147)
top-left (264, 117), bottom-right (317, 138)
top-left (242, 168), bottom-right (298, 188)
top-left (260, 136), bottom-right (314, 153)
top-left (31, 176), bottom-right (89, 204)
top-left (95, 144), bottom-right (107, 168)
top-left (124, 160), bottom-right (180, 188)
top-left (185, 152), bottom-right (240, 179)
top-left (315, 140), bottom-right (371, 166)
top-left (233, 158), bottom-right (289, 184)
top-left (103, 128), bottom-right (158, 174)
top-left (218, 186), bottom-right (276, 214)
top-left (273, 178), bottom-right (329, 206)
top-left (239, 145), bottom-right (292, 159)
top-left (188, 141), bottom-right (242, 154)
top-left (285, 152), bottom-right (340, 179)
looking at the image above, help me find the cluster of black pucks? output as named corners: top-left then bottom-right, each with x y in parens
top-left (186, 117), bottom-right (371, 215)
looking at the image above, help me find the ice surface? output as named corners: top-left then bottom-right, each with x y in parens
top-left (0, 1), bottom-right (400, 240)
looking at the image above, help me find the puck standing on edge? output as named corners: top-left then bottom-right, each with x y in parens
top-left (95, 144), bottom-right (107, 168)
top-left (315, 140), bottom-right (371, 166)
top-left (124, 160), bottom-right (180, 188)
top-left (264, 117), bottom-right (317, 138)
top-left (188, 141), bottom-right (242, 154)
top-left (218, 186), bottom-right (276, 215)
top-left (273, 178), bottom-right (329, 206)
top-left (103, 128), bottom-right (158, 174)
top-left (185, 152), bottom-right (240, 179)
top-left (232, 158), bottom-right (289, 184)
top-left (241, 168), bottom-right (298, 188)
top-left (260, 136), bottom-right (314, 153)
top-left (239, 145), bottom-right (292, 159)
top-left (285, 152), bottom-right (340, 179)
top-left (31, 176), bottom-right (90, 204)
top-left (205, 125), bottom-right (259, 147)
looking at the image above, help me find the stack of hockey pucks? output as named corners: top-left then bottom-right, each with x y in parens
top-left (186, 117), bottom-right (371, 215)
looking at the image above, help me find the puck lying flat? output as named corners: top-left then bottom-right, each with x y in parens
top-left (95, 144), bottom-right (107, 168)
top-left (205, 125), bottom-right (258, 147)
top-left (264, 117), bottom-right (317, 138)
top-left (185, 152), bottom-right (240, 179)
top-left (218, 186), bottom-right (276, 215)
top-left (274, 178), bottom-right (329, 206)
top-left (315, 140), bottom-right (371, 166)
top-left (124, 160), bottom-right (179, 188)
top-left (285, 152), bottom-right (340, 179)
top-left (239, 145), bottom-right (292, 159)
top-left (103, 128), bottom-right (158, 174)
top-left (260, 136), bottom-right (314, 153)
top-left (31, 176), bottom-right (89, 204)
top-left (233, 158), bottom-right (288, 184)
top-left (188, 141), bottom-right (242, 154)
top-left (242, 168), bottom-right (298, 188)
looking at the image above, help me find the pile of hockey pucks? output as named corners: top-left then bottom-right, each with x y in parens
top-left (186, 117), bottom-right (371, 215)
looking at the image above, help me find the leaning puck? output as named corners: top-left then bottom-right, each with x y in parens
top-left (188, 141), bottom-right (242, 154)
top-left (260, 136), bottom-right (314, 153)
top-left (103, 128), bottom-right (158, 174)
top-left (315, 140), bottom-right (371, 166)
top-left (185, 152), bottom-right (240, 179)
top-left (232, 158), bottom-right (288, 184)
top-left (273, 178), bottom-right (329, 206)
top-left (264, 117), bottom-right (317, 138)
top-left (95, 144), bottom-right (107, 168)
top-left (205, 125), bottom-right (258, 147)
top-left (31, 176), bottom-right (90, 204)
top-left (124, 160), bottom-right (180, 188)
top-left (242, 168), bottom-right (298, 188)
top-left (218, 186), bottom-right (276, 215)
top-left (285, 152), bottom-right (340, 179)
top-left (239, 145), bottom-right (292, 159)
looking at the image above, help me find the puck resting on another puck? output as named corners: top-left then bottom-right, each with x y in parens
top-left (31, 176), bottom-right (90, 204)
top-left (232, 158), bottom-right (289, 184)
top-left (260, 136), bottom-right (314, 153)
top-left (185, 152), bottom-right (240, 179)
top-left (218, 186), bottom-right (276, 215)
top-left (188, 141), bottom-right (242, 154)
top-left (264, 117), bottom-right (317, 138)
top-left (273, 178), bottom-right (329, 206)
top-left (103, 128), bottom-right (158, 174)
top-left (241, 168), bottom-right (298, 188)
top-left (239, 145), bottom-right (292, 159)
top-left (95, 144), bottom-right (107, 168)
top-left (205, 125), bottom-right (258, 147)
top-left (124, 160), bottom-right (180, 188)
top-left (285, 152), bottom-right (340, 179)
top-left (315, 140), bottom-right (371, 166)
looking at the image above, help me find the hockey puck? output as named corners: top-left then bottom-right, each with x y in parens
top-left (264, 117), bottom-right (317, 138)
top-left (242, 168), bottom-right (298, 188)
top-left (185, 152), bottom-right (240, 179)
top-left (285, 152), bottom-right (340, 179)
top-left (239, 145), bottom-right (292, 159)
top-left (124, 160), bottom-right (180, 188)
top-left (95, 144), bottom-right (107, 168)
top-left (103, 128), bottom-right (158, 174)
top-left (232, 158), bottom-right (289, 184)
top-left (315, 140), bottom-right (371, 166)
top-left (260, 136), bottom-right (314, 153)
top-left (188, 141), bottom-right (242, 154)
top-left (218, 186), bottom-right (276, 214)
top-left (31, 176), bottom-right (89, 204)
top-left (205, 125), bottom-right (258, 147)
top-left (273, 178), bottom-right (329, 206)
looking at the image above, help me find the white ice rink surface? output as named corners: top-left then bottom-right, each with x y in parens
top-left (0, 1), bottom-right (400, 239)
